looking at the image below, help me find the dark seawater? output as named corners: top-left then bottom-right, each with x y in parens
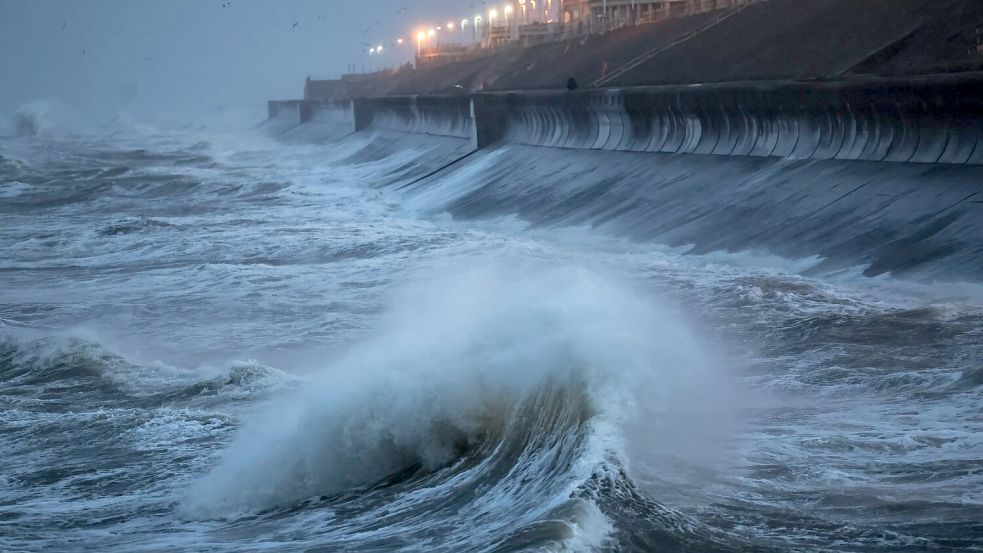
top-left (1, 126), bottom-right (981, 552)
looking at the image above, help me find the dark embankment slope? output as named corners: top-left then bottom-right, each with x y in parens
top-left (303, 0), bottom-right (983, 99)
top-left (608, 0), bottom-right (983, 87)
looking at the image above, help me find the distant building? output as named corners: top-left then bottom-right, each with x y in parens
top-left (561, 0), bottom-right (587, 23)
top-left (562, 0), bottom-right (682, 27)
top-left (415, 0), bottom-right (758, 69)
top-left (418, 43), bottom-right (479, 66)
top-left (562, 0), bottom-right (750, 29)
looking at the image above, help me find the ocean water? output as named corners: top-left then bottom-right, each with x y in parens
top-left (1, 121), bottom-right (981, 552)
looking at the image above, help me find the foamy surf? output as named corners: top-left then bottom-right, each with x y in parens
top-left (1, 121), bottom-right (980, 552)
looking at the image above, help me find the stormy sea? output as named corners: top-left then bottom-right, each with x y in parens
top-left (1, 113), bottom-right (981, 553)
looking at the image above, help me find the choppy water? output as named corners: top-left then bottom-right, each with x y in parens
top-left (1, 124), bottom-right (981, 552)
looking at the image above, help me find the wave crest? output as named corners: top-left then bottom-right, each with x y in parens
top-left (182, 259), bottom-right (734, 549)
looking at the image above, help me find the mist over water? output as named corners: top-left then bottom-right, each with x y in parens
top-left (1, 108), bottom-right (982, 553)
top-left (0, 0), bottom-right (467, 123)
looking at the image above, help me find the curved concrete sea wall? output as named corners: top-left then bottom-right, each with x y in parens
top-left (281, 99), bottom-right (356, 143)
top-left (353, 95), bottom-right (475, 143)
top-left (268, 100), bottom-right (302, 121)
top-left (263, 99), bottom-right (356, 142)
top-left (300, 99), bottom-right (355, 127)
top-left (267, 75), bottom-right (983, 280)
top-left (472, 75), bottom-right (983, 165)
top-left (296, 95), bottom-right (478, 188)
top-left (263, 100), bottom-right (304, 135)
top-left (273, 75), bottom-right (983, 166)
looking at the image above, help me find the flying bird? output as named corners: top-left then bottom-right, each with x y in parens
top-left (222, 2), bottom-right (232, 6)
top-left (292, 21), bottom-right (299, 28)
top-left (61, 20), bottom-right (66, 29)
top-left (81, 48), bottom-right (87, 55)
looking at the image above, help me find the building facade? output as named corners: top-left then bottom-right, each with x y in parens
top-left (562, 0), bottom-right (751, 28)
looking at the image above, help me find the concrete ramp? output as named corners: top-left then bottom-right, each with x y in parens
top-left (397, 144), bottom-right (983, 281)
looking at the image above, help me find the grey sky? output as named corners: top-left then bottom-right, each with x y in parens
top-left (0, 0), bottom-right (468, 123)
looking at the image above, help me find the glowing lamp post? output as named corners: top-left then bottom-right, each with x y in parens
top-left (504, 4), bottom-right (514, 40)
top-left (416, 30), bottom-right (428, 58)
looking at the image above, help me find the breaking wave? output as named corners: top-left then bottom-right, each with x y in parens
top-left (183, 261), bottom-right (738, 550)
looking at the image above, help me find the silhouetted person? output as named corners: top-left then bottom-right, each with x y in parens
top-left (566, 77), bottom-right (578, 91)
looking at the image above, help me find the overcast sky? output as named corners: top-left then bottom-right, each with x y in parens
top-left (0, 0), bottom-right (471, 124)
